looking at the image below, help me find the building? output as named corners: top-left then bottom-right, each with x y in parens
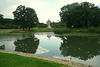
top-left (47, 19), bottom-right (51, 28)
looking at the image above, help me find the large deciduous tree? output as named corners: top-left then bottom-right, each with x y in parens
top-left (25, 8), bottom-right (39, 30)
top-left (13, 5), bottom-right (39, 30)
top-left (60, 2), bottom-right (100, 28)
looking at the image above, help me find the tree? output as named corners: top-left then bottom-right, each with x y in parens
top-left (60, 2), bottom-right (100, 28)
top-left (13, 5), bottom-right (39, 30)
top-left (13, 5), bottom-right (26, 30)
top-left (25, 7), bottom-right (39, 30)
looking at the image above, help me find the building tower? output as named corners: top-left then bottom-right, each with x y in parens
top-left (47, 19), bottom-right (51, 28)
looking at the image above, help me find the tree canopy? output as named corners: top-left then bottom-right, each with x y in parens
top-left (0, 13), bottom-right (17, 29)
top-left (60, 2), bottom-right (100, 28)
top-left (13, 5), bottom-right (39, 30)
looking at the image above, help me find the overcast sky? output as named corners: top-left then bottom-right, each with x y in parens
top-left (0, 0), bottom-right (100, 23)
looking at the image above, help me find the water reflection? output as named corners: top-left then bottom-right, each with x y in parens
top-left (0, 45), bottom-right (5, 50)
top-left (47, 35), bottom-right (51, 39)
top-left (14, 34), bottom-right (39, 54)
top-left (59, 36), bottom-right (100, 60)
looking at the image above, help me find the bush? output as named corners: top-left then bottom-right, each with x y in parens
top-left (54, 28), bottom-right (71, 34)
top-left (96, 27), bottom-right (100, 33)
top-left (88, 27), bottom-right (96, 33)
top-left (0, 24), bottom-right (18, 29)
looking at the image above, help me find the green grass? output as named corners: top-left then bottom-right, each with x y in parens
top-left (32, 27), bottom-right (54, 32)
top-left (0, 28), bottom-right (100, 36)
top-left (0, 52), bottom-right (70, 67)
top-left (71, 28), bottom-right (88, 32)
top-left (54, 28), bottom-right (71, 34)
top-left (62, 32), bottom-right (100, 36)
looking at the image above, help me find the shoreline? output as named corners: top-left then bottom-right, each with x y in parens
top-left (0, 30), bottom-right (15, 33)
top-left (0, 29), bottom-right (100, 36)
top-left (0, 50), bottom-right (94, 67)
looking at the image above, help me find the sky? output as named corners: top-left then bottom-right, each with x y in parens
top-left (0, 0), bottom-right (100, 23)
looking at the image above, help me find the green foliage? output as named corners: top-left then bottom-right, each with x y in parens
top-left (36, 23), bottom-right (47, 28)
top-left (54, 28), bottom-right (71, 34)
top-left (0, 52), bottom-right (68, 67)
top-left (88, 27), bottom-right (96, 33)
top-left (60, 2), bottom-right (100, 28)
top-left (25, 7), bottom-right (39, 30)
top-left (71, 28), bottom-right (88, 33)
top-left (33, 27), bottom-right (53, 32)
top-left (0, 18), bottom-right (18, 29)
top-left (13, 5), bottom-right (39, 30)
top-left (0, 23), bottom-right (17, 29)
top-left (96, 27), bottom-right (100, 33)
top-left (51, 22), bottom-right (66, 28)
top-left (0, 14), bottom-right (3, 19)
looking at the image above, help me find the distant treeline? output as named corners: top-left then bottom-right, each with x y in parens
top-left (0, 18), bottom-right (18, 29)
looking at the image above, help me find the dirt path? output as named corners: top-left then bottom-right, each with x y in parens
top-left (0, 50), bottom-right (94, 67)
top-left (0, 30), bottom-right (15, 33)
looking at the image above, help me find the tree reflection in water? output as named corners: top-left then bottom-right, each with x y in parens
top-left (14, 34), bottom-right (39, 54)
top-left (59, 36), bottom-right (100, 60)
top-left (0, 45), bottom-right (5, 50)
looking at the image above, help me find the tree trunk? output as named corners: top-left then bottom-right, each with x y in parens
top-left (22, 27), bottom-right (24, 30)
top-left (29, 27), bottom-right (31, 30)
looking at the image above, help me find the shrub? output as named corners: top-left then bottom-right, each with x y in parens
top-left (96, 27), bottom-right (100, 33)
top-left (88, 27), bottom-right (96, 33)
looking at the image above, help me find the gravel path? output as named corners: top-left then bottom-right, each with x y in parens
top-left (0, 50), bottom-right (94, 67)
top-left (0, 30), bottom-right (14, 33)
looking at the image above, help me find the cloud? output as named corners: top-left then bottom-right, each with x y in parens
top-left (58, 0), bottom-right (80, 5)
top-left (1, 0), bottom-right (48, 19)
top-left (38, 9), bottom-right (60, 23)
top-left (58, 0), bottom-right (100, 6)
top-left (36, 46), bottom-right (49, 54)
top-left (1, 5), bottom-right (17, 18)
top-left (20, 0), bottom-right (48, 10)
top-left (81, 0), bottom-right (100, 5)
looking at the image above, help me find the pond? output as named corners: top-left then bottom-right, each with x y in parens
top-left (0, 32), bottom-right (100, 67)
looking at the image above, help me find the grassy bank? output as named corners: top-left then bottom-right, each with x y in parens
top-left (54, 27), bottom-right (100, 34)
top-left (0, 52), bottom-right (69, 67)
top-left (62, 32), bottom-right (100, 36)
top-left (0, 27), bottom-right (100, 36)
top-left (32, 27), bottom-right (54, 32)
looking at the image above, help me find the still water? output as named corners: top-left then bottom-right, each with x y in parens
top-left (0, 32), bottom-right (100, 67)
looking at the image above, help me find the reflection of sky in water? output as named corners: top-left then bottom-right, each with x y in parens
top-left (0, 32), bottom-right (100, 67)
top-left (36, 46), bottom-right (49, 54)
top-left (0, 36), bottom-right (16, 51)
top-left (35, 34), bottom-right (62, 57)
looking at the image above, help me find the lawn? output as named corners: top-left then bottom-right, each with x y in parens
top-left (0, 52), bottom-right (70, 67)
